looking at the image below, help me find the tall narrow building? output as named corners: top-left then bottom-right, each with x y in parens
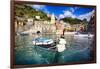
top-left (51, 13), bottom-right (55, 24)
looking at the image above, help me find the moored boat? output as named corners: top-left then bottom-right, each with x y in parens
top-left (32, 37), bottom-right (54, 45)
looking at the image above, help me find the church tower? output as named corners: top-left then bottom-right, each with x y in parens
top-left (50, 13), bottom-right (55, 24)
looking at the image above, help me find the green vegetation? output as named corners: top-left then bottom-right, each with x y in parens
top-left (15, 4), bottom-right (50, 20)
top-left (15, 4), bottom-right (88, 24)
top-left (60, 17), bottom-right (88, 25)
top-left (60, 17), bottom-right (88, 32)
top-left (60, 17), bottom-right (83, 24)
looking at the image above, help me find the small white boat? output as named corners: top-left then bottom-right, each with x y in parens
top-left (74, 33), bottom-right (94, 38)
top-left (32, 37), bottom-right (54, 45)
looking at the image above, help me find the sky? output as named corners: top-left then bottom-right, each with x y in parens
top-left (31, 4), bottom-right (95, 21)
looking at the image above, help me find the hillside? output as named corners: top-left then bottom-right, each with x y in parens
top-left (15, 4), bottom-right (50, 20)
top-left (60, 17), bottom-right (88, 24)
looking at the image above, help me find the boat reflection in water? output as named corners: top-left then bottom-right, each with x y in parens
top-left (15, 33), bottom-right (94, 65)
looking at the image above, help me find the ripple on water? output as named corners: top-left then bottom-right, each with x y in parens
top-left (15, 35), bottom-right (93, 65)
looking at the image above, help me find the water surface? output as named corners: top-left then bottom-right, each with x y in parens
top-left (15, 34), bottom-right (93, 65)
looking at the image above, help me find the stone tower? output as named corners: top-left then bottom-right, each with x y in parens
top-left (51, 13), bottom-right (55, 24)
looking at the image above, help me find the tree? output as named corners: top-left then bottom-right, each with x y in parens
top-left (15, 4), bottom-right (50, 21)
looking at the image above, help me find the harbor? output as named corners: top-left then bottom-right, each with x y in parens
top-left (15, 33), bottom-right (94, 64)
top-left (14, 4), bottom-right (95, 65)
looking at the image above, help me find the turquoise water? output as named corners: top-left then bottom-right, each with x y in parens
top-left (15, 35), bottom-right (93, 65)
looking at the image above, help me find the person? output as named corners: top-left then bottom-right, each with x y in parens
top-left (37, 31), bottom-right (41, 35)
